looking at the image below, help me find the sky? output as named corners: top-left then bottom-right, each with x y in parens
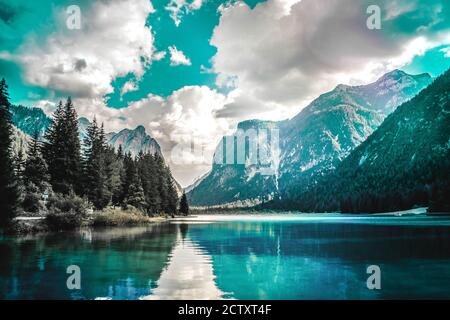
top-left (1, 0), bottom-right (450, 186)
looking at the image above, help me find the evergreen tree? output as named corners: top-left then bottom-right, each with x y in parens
top-left (43, 98), bottom-right (81, 194)
top-left (165, 168), bottom-right (179, 215)
top-left (23, 131), bottom-right (49, 192)
top-left (146, 153), bottom-right (161, 214)
top-left (63, 97), bottom-right (82, 193)
top-left (124, 171), bottom-right (146, 211)
top-left (0, 78), bottom-right (18, 226)
top-left (155, 154), bottom-right (168, 213)
top-left (14, 148), bottom-right (25, 182)
top-left (120, 152), bottom-right (136, 205)
top-left (179, 192), bottom-right (189, 216)
top-left (104, 145), bottom-right (122, 208)
top-left (82, 119), bottom-right (110, 209)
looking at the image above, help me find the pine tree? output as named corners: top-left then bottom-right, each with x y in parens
top-left (179, 192), bottom-right (189, 216)
top-left (63, 97), bottom-right (82, 194)
top-left (120, 152), bottom-right (136, 206)
top-left (103, 145), bottom-right (122, 208)
top-left (165, 168), bottom-right (179, 215)
top-left (124, 171), bottom-right (146, 211)
top-left (82, 119), bottom-right (111, 209)
top-left (146, 153), bottom-right (161, 214)
top-left (155, 154), bottom-right (168, 213)
top-left (43, 98), bottom-right (81, 194)
top-left (23, 131), bottom-right (49, 192)
top-left (14, 148), bottom-right (25, 182)
top-left (0, 78), bottom-right (18, 226)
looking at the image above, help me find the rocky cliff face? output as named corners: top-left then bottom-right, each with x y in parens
top-left (188, 70), bottom-right (432, 206)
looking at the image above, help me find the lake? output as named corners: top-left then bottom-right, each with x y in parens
top-left (1, 214), bottom-right (450, 300)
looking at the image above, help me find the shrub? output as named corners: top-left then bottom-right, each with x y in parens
top-left (92, 206), bottom-right (155, 226)
top-left (21, 183), bottom-right (46, 213)
top-left (46, 193), bottom-right (89, 230)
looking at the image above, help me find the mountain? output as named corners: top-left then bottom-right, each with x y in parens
top-left (278, 69), bottom-right (432, 194)
top-left (188, 70), bottom-right (433, 206)
top-left (9, 106), bottom-right (162, 157)
top-left (10, 105), bottom-right (51, 139)
top-left (188, 120), bottom-right (280, 206)
top-left (107, 125), bottom-right (161, 156)
top-left (78, 117), bottom-right (91, 142)
top-left (280, 69), bottom-right (450, 213)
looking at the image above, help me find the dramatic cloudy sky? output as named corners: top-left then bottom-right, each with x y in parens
top-left (1, 0), bottom-right (450, 186)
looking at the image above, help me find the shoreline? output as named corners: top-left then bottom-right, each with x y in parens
top-left (4, 212), bottom-right (178, 236)
top-left (5, 206), bottom-right (450, 236)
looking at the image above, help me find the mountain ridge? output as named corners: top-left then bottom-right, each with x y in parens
top-left (188, 69), bottom-right (433, 206)
top-left (276, 68), bottom-right (450, 212)
top-left (10, 105), bottom-right (162, 157)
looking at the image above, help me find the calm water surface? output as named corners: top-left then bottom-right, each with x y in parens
top-left (1, 214), bottom-right (450, 300)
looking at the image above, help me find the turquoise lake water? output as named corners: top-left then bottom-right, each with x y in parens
top-left (1, 214), bottom-right (450, 300)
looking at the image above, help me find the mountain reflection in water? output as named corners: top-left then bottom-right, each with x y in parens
top-left (142, 225), bottom-right (225, 300)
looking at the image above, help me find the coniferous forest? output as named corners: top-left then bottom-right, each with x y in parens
top-left (0, 79), bottom-right (186, 231)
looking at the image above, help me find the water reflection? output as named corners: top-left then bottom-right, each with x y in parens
top-left (142, 225), bottom-right (225, 300)
top-left (1, 216), bottom-right (450, 299)
top-left (186, 219), bottom-right (450, 299)
top-left (0, 224), bottom-right (179, 299)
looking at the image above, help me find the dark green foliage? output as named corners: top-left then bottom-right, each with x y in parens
top-left (133, 152), bottom-right (179, 215)
top-left (22, 183), bottom-right (45, 213)
top-left (42, 98), bottom-right (82, 194)
top-left (166, 169), bottom-right (179, 215)
top-left (23, 131), bottom-right (49, 191)
top-left (0, 78), bottom-right (18, 227)
top-left (46, 193), bottom-right (88, 230)
top-left (82, 119), bottom-right (112, 209)
top-left (4, 82), bottom-right (180, 221)
top-left (269, 69), bottom-right (450, 213)
top-left (123, 172), bottom-right (147, 211)
top-left (14, 148), bottom-right (25, 181)
top-left (179, 192), bottom-right (189, 216)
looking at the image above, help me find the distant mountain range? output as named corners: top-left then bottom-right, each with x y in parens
top-left (188, 70), bottom-right (433, 206)
top-left (10, 105), bottom-right (162, 157)
top-left (10, 104), bottom-right (185, 194)
top-left (275, 68), bottom-right (450, 213)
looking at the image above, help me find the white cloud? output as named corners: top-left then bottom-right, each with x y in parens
top-left (120, 80), bottom-right (138, 97)
top-left (169, 45), bottom-right (192, 66)
top-left (8, 0), bottom-right (154, 100)
top-left (103, 85), bottom-right (234, 186)
top-left (153, 50), bottom-right (167, 61)
top-left (166, 0), bottom-right (204, 27)
top-left (211, 0), bottom-right (450, 121)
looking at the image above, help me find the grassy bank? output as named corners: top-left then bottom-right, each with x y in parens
top-left (91, 207), bottom-right (169, 227)
top-left (5, 207), bottom-right (171, 235)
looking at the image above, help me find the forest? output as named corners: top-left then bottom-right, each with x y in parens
top-left (0, 78), bottom-right (189, 230)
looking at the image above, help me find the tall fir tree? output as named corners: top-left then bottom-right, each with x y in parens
top-left (23, 131), bottom-right (49, 192)
top-left (155, 153), bottom-right (168, 213)
top-left (82, 119), bottom-right (111, 209)
top-left (165, 168), bottom-right (179, 215)
top-left (43, 98), bottom-right (81, 194)
top-left (179, 191), bottom-right (189, 216)
top-left (120, 152), bottom-right (136, 206)
top-left (14, 148), bottom-right (25, 182)
top-left (0, 78), bottom-right (18, 226)
top-left (63, 97), bottom-right (82, 193)
top-left (124, 171), bottom-right (146, 211)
